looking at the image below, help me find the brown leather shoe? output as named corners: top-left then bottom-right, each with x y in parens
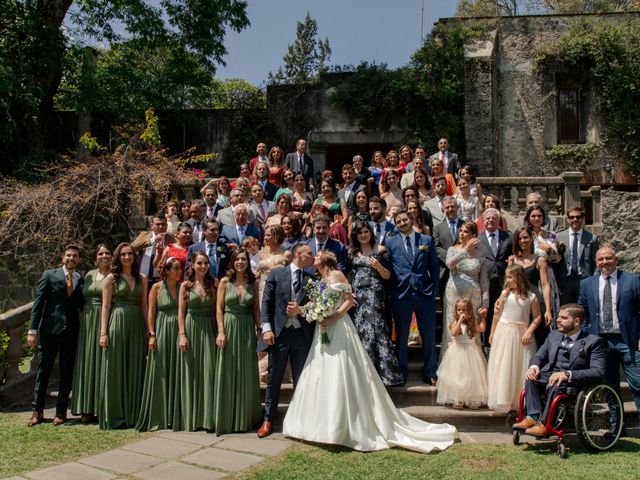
top-left (52, 415), bottom-right (67, 426)
top-left (525, 422), bottom-right (548, 437)
top-left (80, 414), bottom-right (93, 424)
top-left (28, 411), bottom-right (43, 427)
top-left (257, 420), bottom-right (273, 438)
top-left (513, 417), bottom-right (537, 430)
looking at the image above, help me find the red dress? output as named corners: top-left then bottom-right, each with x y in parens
top-left (165, 244), bottom-right (189, 281)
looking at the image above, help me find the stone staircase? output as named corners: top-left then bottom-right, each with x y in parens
top-left (261, 344), bottom-right (638, 432)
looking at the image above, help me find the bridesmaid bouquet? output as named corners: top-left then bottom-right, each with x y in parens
top-left (302, 280), bottom-right (342, 344)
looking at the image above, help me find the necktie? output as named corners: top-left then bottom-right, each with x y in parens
top-left (490, 232), bottom-right (498, 256)
top-left (66, 272), bottom-right (73, 296)
top-left (317, 242), bottom-right (324, 252)
top-left (376, 223), bottom-right (381, 237)
top-left (259, 203), bottom-right (266, 221)
top-left (571, 232), bottom-right (579, 274)
top-left (208, 244), bottom-right (217, 278)
top-left (602, 275), bottom-right (613, 331)
top-left (293, 269), bottom-right (303, 304)
top-left (238, 226), bottom-right (245, 241)
top-left (405, 235), bottom-right (413, 258)
top-left (147, 242), bottom-right (156, 279)
top-left (449, 221), bottom-right (457, 240)
top-left (207, 206), bottom-right (214, 218)
top-left (298, 154), bottom-right (303, 171)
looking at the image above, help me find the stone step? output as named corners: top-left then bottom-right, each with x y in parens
top-left (261, 381), bottom-right (636, 407)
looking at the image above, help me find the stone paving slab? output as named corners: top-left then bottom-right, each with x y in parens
top-left (182, 447), bottom-right (263, 472)
top-left (122, 436), bottom-right (203, 458)
top-left (23, 462), bottom-right (117, 480)
top-left (459, 431), bottom-right (513, 444)
top-left (157, 431), bottom-right (224, 446)
top-left (130, 461), bottom-right (225, 480)
top-left (215, 437), bottom-right (291, 457)
top-left (79, 449), bottom-right (163, 474)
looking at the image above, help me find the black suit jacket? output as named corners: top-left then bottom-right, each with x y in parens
top-left (305, 237), bottom-right (347, 273)
top-left (29, 268), bottom-right (84, 335)
top-left (433, 218), bottom-right (465, 281)
top-left (478, 230), bottom-right (513, 284)
top-left (256, 180), bottom-right (278, 202)
top-left (530, 330), bottom-right (606, 384)
top-left (257, 265), bottom-right (315, 351)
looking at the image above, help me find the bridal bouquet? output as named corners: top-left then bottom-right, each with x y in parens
top-left (302, 280), bottom-right (342, 344)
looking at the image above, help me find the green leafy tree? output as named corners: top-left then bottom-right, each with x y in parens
top-left (532, 0), bottom-right (640, 12)
top-left (210, 78), bottom-right (266, 109)
top-left (0, 0), bottom-right (250, 176)
top-left (269, 12), bottom-right (331, 85)
top-left (456, 0), bottom-right (523, 16)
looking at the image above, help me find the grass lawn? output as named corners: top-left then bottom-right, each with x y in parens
top-left (235, 437), bottom-right (640, 480)
top-left (0, 412), bottom-right (146, 478)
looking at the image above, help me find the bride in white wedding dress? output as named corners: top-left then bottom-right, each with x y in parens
top-left (282, 250), bottom-right (458, 453)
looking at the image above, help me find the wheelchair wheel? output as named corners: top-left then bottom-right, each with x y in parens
top-left (574, 384), bottom-right (624, 452)
top-left (512, 430), bottom-right (520, 445)
top-left (557, 440), bottom-right (567, 459)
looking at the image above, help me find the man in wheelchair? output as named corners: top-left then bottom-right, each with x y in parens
top-left (513, 304), bottom-right (606, 436)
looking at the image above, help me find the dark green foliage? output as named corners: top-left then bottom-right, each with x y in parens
top-left (330, 23), bottom-right (489, 157)
top-left (537, 18), bottom-right (640, 178)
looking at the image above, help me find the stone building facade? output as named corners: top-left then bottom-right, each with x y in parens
top-left (457, 12), bottom-right (639, 182)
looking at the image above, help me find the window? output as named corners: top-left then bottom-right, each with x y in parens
top-left (557, 87), bottom-right (581, 143)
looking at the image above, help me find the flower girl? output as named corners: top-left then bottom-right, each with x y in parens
top-left (487, 265), bottom-right (541, 413)
top-left (436, 297), bottom-right (488, 409)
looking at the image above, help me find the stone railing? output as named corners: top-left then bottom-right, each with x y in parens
top-left (0, 302), bottom-right (37, 406)
top-left (477, 171), bottom-right (602, 233)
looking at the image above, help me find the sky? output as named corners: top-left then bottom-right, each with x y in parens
top-left (215, 0), bottom-right (459, 86)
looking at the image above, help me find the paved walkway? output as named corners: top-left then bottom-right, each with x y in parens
top-left (6, 405), bottom-right (517, 480)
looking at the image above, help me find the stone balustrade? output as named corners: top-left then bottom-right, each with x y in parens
top-left (477, 171), bottom-right (602, 233)
top-left (0, 302), bottom-right (37, 406)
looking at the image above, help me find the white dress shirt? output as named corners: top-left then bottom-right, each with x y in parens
top-left (599, 270), bottom-right (620, 333)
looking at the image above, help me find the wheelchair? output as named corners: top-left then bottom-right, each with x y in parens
top-left (512, 383), bottom-right (624, 458)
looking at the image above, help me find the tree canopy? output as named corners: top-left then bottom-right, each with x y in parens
top-left (0, 1), bottom-right (250, 176)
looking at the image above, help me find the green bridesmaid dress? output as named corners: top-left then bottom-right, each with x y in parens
top-left (71, 270), bottom-right (104, 416)
top-left (173, 289), bottom-right (217, 431)
top-left (99, 276), bottom-right (146, 429)
top-left (214, 281), bottom-right (262, 435)
top-left (136, 281), bottom-right (179, 431)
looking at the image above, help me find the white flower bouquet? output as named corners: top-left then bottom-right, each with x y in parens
top-left (302, 280), bottom-right (342, 344)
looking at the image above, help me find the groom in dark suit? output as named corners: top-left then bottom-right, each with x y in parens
top-left (578, 246), bottom-right (640, 414)
top-left (257, 243), bottom-right (315, 438)
top-left (27, 245), bottom-right (85, 426)
top-left (513, 304), bottom-right (606, 435)
top-left (386, 209), bottom-right (439, 385)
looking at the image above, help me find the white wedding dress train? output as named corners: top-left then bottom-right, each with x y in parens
top-left (282, 283), bottom-right (458, 453)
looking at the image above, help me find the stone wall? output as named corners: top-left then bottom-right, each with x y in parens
top-left (461, 12), bottom-right (640, 180)
top-left (600, 190), bottom-right (640, 273)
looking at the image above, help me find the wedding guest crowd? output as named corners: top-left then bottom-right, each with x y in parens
top-left (26, 137), bottom-right (639, 437)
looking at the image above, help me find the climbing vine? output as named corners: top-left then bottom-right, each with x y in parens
top-left (537, 18), bottom-right (640, 178)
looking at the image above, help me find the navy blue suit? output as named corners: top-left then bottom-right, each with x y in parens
top-left (220, 224), bottom-right (263, 245)
top-left (304, 237), bottom-right (347, 273)
top-left (525, 330), bottom-right (606, 424)
top-left (578, 270), bottom-right (640, 412)
top-left (370, 220), bottom-right (397, 246)
top-left (386, 232), bottom-right (439, 381)
top-left (184, 240), bottom-right (230, 279)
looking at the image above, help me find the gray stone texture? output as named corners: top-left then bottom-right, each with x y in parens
top-left (601, 190), bottom-right (640, 272)
top-left (182, 447), bottom-right (263, 472)
top-left (122, 437), bottom-right (203, 458)
top-left (24, 462), bottom-right (117, 480)
top-left (79, 449), bottom-right (163, 474)
top-left (131, 461), bottom-right (225, 480)
top-left (215, 437), bottom-right (291, 457)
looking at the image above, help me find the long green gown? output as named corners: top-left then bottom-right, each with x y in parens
top-left (71, 270), bottom-right (104, 416)
top-left (136, 281), bottom-right (179, 431)
top-left (173, 288), bottom-right (216, 431)
top-left (214, 281), bottom-right (262, 435)
top-left (99, 276), bottom-right (146, 430)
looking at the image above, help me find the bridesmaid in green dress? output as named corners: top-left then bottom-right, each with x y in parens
top-left (98, 243), bottom-right (148, 430)
top-left (173, 251), bottom-right (217, 431)
top-left (136, 257), bottom-right (181, 431)
top-left (214, 249), bottom-right (262, 435)
top-left (72, 244), bottom-right (112, 423)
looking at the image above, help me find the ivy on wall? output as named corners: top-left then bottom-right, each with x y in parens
top-left (537, 18), bottom-right (640, 179)
top-left (329, 23), bottom-right (492, 155)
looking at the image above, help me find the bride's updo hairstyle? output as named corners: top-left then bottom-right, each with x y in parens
top-left (316, 249), bottom-right (338, 271)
